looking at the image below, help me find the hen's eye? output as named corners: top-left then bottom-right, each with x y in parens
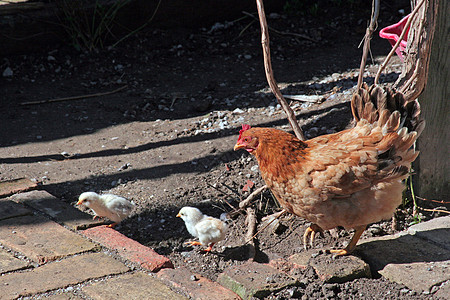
top-left (244, 137), bottom-right (250, 142)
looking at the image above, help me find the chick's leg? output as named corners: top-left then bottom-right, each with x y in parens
top-left (185, 241), bottom-right (202, 246)
top-left (202, 243), bottom-right (215, 252)
top-left (303, 224), bottom-right (323, 249)
top-left (329, 225), bottom-right (366, 257)
top-left (107, 222), bottom-right (118, 228)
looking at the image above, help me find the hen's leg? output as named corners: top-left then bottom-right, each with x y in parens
top-left (303, 224), bottom-right (323, 249)
top-left (329, 225), bottom-right (366, 257)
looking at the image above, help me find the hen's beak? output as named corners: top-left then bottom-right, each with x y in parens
top-left (176, 213), bottom-right (181, 217)
top-left (233, 142), bottom-right (245, 151)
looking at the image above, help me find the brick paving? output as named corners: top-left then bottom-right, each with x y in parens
top-left (0, 185), bottom-right (448, 299)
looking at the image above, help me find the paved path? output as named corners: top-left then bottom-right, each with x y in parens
top-left (0, 181), bottom-right (448, 299)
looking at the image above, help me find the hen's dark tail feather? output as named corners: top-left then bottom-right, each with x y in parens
top-left (351, 83), bottom-right (425, 177)
top-left (351, 83), bottom-right (425, 136)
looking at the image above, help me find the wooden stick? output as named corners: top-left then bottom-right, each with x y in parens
top-left (245, 207), bottom-right (257, 260)
top-left (247, 209), bottom-right (286, 242)
top-left (374, 0), bottom-right (426, 85)
top-left (255, 0), bottom-right (305, 141)
top-left (357, 0), bottom-right (379, 90)
top-left (20, 85), bottom-right (128, 106)
top-left (239, 185), bottom-right (268, 209)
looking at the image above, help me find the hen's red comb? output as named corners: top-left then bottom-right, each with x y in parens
top-left (238, 124), bottom-right (251, 140)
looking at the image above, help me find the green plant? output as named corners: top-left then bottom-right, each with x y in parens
top-left (57, 0), bottom-right (132, 51)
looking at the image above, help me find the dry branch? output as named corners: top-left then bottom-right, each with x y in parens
top-left (255, 0), bottom-right (305, 140)
top-left (20, 85), bottom-right (128, 106)
top-left (239, 185), bottom-right (268, 209)
top-left (375, 0), bottom-right (426, 85)
top-left (242, 11), bottom-right (317, 43)
top-left (356, 0), bottom-right (379, 90)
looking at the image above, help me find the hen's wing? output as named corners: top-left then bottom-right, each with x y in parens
top-left (304, 83), bottom-right (423, 197)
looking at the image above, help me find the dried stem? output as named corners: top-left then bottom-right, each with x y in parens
top-left (245, 207), bottom-right (257, 260)
top-left (357, 0), bottom-right (379, 90)
top-left (242, 11), bottom-right (317, 43)
top-left (20, 85), bottom-right (128, 106)
top-left (255, 0), bottom-right (305, 140)
top-left (375, 0), bottom-right (426, 85)
top-left (239, 185), bottom-right (268, 209)
top-left (247, 209), bottom-right (286, 241)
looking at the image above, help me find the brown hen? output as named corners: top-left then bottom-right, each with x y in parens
top-left (234, 84), bottom-right (425, 256)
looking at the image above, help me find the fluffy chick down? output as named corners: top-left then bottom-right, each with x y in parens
top-left (77, 192), bottom-right (134, 225)
top-left (177, 206), bottom-right (227, 249)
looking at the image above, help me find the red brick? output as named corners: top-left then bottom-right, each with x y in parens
top-left (82, 226), bottom-right (173, 272)
top-left (157, 267), bottom-right (241, 300)
top-left (0, 178), bottom-right (37, 197)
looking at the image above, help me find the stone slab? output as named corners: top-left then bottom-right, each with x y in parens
top-left (380, 260), bottom-right (450, 293)
top-left (157, 267), bottom-right (241, 300)
top-left (357, 233), bottom-right (449, 272)
top-left (433, 280), bottom-right (450, 300)
top-left (309, 254), bottom-right (371, 283)
top-left (0, 178), bottom-right (37, 197)
top-left (0, 252), bottom-right (128, 299)
top-left (0, 248), bottom-right (29, 274)
top-left (82, 226), bottom-right (173, 272)
top-left (0, 214), bottom-right (97, 263)
top-left (218, 261), bottom-right (297, 299)
top-left (9, 190), bottom-right (103, 230)
top-left (82, 271), bottom-right (187, 300)
top-left (41, 293), bottom-right (84, 300)
top-left (0, 200), bottom-right (32, 221)
top-left (407, 216), bottom-right (450, 250)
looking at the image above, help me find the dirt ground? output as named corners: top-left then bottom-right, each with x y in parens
top-left (0, 2), bottom-right (443, 299)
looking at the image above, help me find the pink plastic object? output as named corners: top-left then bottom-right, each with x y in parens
top-left (379, 14), bottom-right (410, 60)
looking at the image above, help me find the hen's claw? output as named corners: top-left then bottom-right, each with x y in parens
top-left (328, 225), bottom-right (366, 257)
top-left (303, 224), bottom-right (324, 249)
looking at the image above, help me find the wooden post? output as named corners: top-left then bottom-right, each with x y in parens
top-left (405, 0), bottom-right (449, 199)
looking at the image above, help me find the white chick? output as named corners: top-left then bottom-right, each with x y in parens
top-left (177, 206), bottom-right (227, 252)
top-left (77, 192), bottom-right (134, 228)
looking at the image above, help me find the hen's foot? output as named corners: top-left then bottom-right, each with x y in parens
top-left (328, 225), bottom-right (366, 258)
top-left (303, 224), bottom-right (324, 249)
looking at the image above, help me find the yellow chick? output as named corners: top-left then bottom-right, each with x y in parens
top-left (77, 192), bottom-right (134, 228)
top-left (177, 206), bottom-right (227, 252)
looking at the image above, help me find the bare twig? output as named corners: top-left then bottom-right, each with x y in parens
top-left (242, 11), bottom-right (317, 43)
top-left (417, 206), bottom-right (450, 215)
top-left (417, 196), bottom-right (450, 204)
top-left (283, 94), bottom-right (323, 103)
top-left (20, 85), bottom-right (128, 106)
top-left (245, 207), bottom-right (257, 260)
top-left (375, 0), bottom-right (426, 85)
top-left (255, 0), bottom-right (305, 141)
top-left (248, 209), bottom-right (286, 241)
top-left (239, 185), bottom-right (268, 209)
top-left (357, 0), bottom-right (379, 90)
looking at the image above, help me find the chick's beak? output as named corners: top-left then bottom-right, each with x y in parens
top-left (176, 213), bottom-right (181, 218)
top-left (76, 200), bottom-right (83, 205)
